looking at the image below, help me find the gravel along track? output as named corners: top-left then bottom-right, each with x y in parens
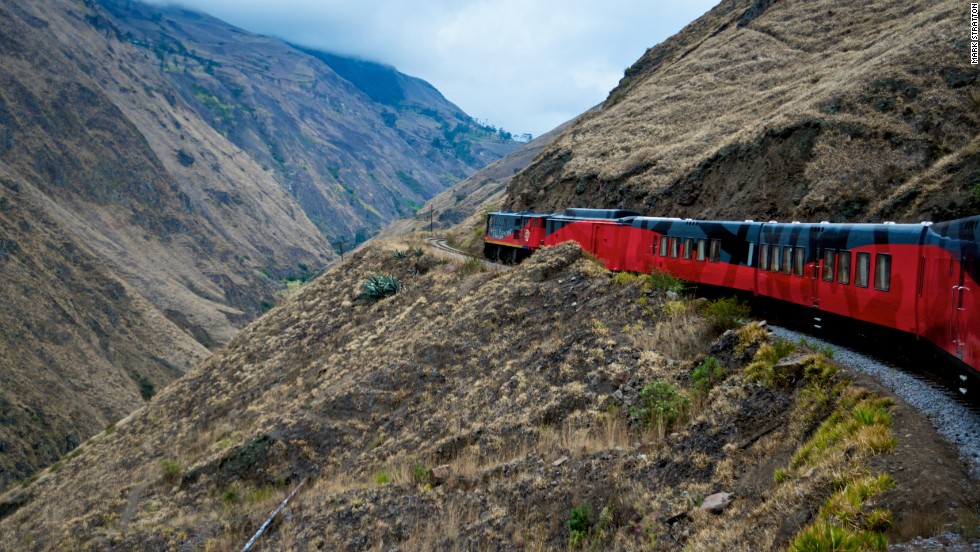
top-left (769, 325), bottom-right (980, 478)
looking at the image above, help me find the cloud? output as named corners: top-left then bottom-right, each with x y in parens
top-left (146, 0), bottom-right (717, 136)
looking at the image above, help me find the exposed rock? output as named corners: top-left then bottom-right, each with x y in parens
top-left (552, 456), bottom-right (569, 468)
top-left (773, 354), bottom-right (809, 379)
top-left (699, 492), bottom-right (733, 514)
top-left (429, 464), bottom-right (452, 486)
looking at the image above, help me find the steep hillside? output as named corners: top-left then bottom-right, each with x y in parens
top-left (0, 0), bottom-right (333, 346)
top-left (99, 0), bottom-right (520, 245)
top-left (505, 0), bottom-right (980, 224)
top-left (0, 172), bottom-right (207, 489)
top-left (0, 0), bottom-right (333, 484)
top-left (1, 241), bottom-right (975, 549)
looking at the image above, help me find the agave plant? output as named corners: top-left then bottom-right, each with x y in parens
top-left (360, 273), bottom-right (402, 302)
top-left (393, 249), bottom-right (407, 260)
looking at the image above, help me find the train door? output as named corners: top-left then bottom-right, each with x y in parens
top-left (951, 254), bottom-right (971, 361)
top-left (592, 224), bottom-right (619, 268)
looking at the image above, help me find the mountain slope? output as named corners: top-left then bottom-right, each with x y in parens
top-left (99, 0), bottom-right (520, 246)
top-left (1, 241), bottom-right (975, 549)
top-left (376, 119), bottom-right (575, 240)
top-left (0, 172), bottom-right (208, 489)
top-left (505, 0), bottom-right (980, 223)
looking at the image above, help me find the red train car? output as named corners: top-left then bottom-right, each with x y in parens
top-left (484, 209), bottom-right (980, 390)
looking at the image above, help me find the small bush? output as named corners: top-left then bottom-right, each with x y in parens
top-left (393, 249), bottom-right (407, 260)
top-left (359, 274), bottom-right (401, 302)
top-left (692, 356), bottom-right (725, 396)
top-left (458, 256), bottom-right (485, 275)
top-left (701, 296), bottom-right (750, 331)
top-left (632, 380), bottom-right (689, 430)
top-left (973, 182), bottom-right (980, 203)
top-left (662, 300), bottom-right (687, 317)
top-left (221, 486), bottom-right (238, 506)
top-left (411, 461), bottom-right (430, 485)
top-left (160, 459), bottom-right (181, 484)
top-left (374, 469), bottom-right (392, 486)
top-left (645, 268), bottom-right (685, 293)
top-left (568, 503), bottom-right (593, 548)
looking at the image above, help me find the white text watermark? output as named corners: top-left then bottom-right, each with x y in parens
top-left (972, 3), bottom-right (979, 65)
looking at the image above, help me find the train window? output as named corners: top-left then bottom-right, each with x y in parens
top-left (837, 250), bottom-right (851, 285)
top-left (822, 249), bottom-right (835, 281)
top-left (670, 237), bottom-right (680, 258)
top-left (782, 246), bottom-right (793, 274)
top-left (697, 239), bottom-right (707, 262)
top-left (683, 238), bottom-right (694, 260)
top-left (709, 239), bottom-right (721, 263)
top-left (794, 247), bottom-right (806, 277)
top-left (874, 253), bottom-right (891, 291)
top-left (760, 243), bottom-right (769, 270)
top-left (660, 236), bottom-right (669, 257)
top-left (770, 244), bottom-right (781, 272)
top-left (855, 253), bottom-right (870, 288)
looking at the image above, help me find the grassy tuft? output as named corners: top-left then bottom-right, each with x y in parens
top-left (745, 338), bottom-right (798, 386)
top-left (612, 271), bottom-right (642, 286)
top-left (160, 459), bottom-right (181, 484)
top-left (736, 322), bottom-right (768, 353)
top-left (791, 393), bottom-right (895, 469)
top-left (644, 268), bottom-right (685, 293)
top-left (568, 503), bottom-right (593, 548)
top-left (692, 356), bottom-right (724, 397)
top-left (700, 296), bottom-right (750, 332)
top-left (373, 469), bottom-right (392, 486)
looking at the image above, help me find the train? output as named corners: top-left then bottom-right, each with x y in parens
top-left (483, 208), bottom-right (980, 389)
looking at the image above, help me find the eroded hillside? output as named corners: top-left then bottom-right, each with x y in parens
top-left (98, 0), bottom-right (519, 244)
top-left (0, 174), bottom-right (207, 489)
top-left (1, 242), bottom-right (974, 550)
top-left (505, 0), bottom-right (980, 224)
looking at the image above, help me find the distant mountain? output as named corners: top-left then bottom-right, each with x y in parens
top-left (0, 0), bottom-right (513, 486)
top-left (376, 118), bottom-right (577, 245)
top-left (98, 0), bottom-right (520, 246)
top-left (505, 0), bottom-right (980, 224)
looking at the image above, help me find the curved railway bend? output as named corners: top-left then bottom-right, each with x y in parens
top-left (429, 238), bottom-right (980, 478)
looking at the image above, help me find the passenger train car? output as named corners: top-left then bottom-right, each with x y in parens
top-left (484, 208), bottom-right (980, 386)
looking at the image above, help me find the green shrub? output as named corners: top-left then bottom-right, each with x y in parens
top-left (972, 182), bottom-right (980, 203)
top-left (393, 249), bottom-right (407, 260)
top-left (645, 268), bottom-right (685, 293)
top-left (411, 461), bottom-right (430, 485)
top-left (373, 469), bottom-right (392, 486)
top-left (359, 274), bottom-right (402, 302)
top-left (692, 356), bottom-right (725, 396)
top-left (632, 380), bottom-right (689, 429)
top-left (701, 296), bottom-right (750, 331)
top-left (568, 503), bottom-right (593, 548)
top-left (160, 459), bottom-right (181, 484)
top-left (221, 486), bottom-right (238, 506)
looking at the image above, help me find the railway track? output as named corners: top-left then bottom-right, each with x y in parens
top-left (425, 237), bottom-right (511, 271)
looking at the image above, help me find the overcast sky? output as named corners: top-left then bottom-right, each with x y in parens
top-left (148, 1), bottom-right (718, 137)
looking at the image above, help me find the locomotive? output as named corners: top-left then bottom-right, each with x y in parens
top-left (484, 208), bottom-right (980, 388)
